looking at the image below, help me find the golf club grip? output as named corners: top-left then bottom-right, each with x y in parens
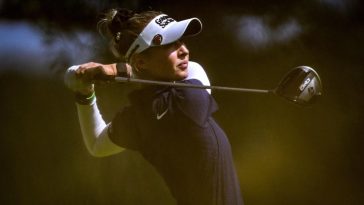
top-left (114, 77), bottom-right (270, 94)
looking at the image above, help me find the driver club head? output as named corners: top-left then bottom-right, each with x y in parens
top-left (274, 66), bottom-right (323, 106)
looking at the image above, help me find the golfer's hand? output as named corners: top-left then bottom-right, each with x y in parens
top-left (64, 62), bottom-right (117, 95)
top-left (77, 62), bottom-right (117, 83)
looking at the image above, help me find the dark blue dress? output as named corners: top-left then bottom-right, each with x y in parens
top-left (108, 79), bottom-right (243, 205)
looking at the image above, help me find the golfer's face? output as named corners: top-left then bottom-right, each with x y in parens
top-left (141, 41), bottom-right (190, 81)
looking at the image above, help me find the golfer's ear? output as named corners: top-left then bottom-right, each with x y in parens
top-left (132, 54), bottom-right (147, 72)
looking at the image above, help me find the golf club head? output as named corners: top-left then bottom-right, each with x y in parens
top-left (274, 66), bottom-right (322, 106)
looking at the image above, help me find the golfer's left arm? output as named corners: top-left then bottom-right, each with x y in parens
top-left (76, 101), bottom-right (124, 157)
top-left (65, 64), bottom-right (124, 157)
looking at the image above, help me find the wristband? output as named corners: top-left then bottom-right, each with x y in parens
top-left (75, 91), bottom-right (96, 105)
top-left (116, 63), bottom-right (130, 77)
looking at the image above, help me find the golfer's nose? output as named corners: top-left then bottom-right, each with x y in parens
top-left (176, 41), bottom-right (189, 58)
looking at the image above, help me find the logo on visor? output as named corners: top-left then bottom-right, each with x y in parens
top-left (155, 15), bottom-right (175, 28)
top-left (152, 34), bottom-right (163, 45)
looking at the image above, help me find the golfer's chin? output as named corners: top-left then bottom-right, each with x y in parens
top-left (174, 69), bottom-right (188, 81)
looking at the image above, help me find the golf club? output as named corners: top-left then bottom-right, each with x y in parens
top-left (113, 65), bottom-right (323, 106)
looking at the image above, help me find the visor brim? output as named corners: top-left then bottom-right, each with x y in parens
top-left (160, 18), bottom-right (202, 45)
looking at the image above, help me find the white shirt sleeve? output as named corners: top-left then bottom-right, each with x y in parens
top-left (76, 99), bottom-right (124, 157)
top-left (186, 61), bottom-right (211, 94)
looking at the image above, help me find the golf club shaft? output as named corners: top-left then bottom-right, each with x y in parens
top-left (114, 76), bottom-right (271, 94)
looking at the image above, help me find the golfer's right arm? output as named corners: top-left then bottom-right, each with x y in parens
top-left (65, 64), bottom-right (124, 157)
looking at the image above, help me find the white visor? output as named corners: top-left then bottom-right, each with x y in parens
top-left (125, 14), bottom-right (202, 61)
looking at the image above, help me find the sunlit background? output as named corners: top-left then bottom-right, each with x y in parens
top-left (1, 0), bottom-right (363, 204)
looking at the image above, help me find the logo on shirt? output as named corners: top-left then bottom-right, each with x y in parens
top-left (156, 108), bottom-right (168, 120)
top-left (155, 15), bottom-right (175, 28)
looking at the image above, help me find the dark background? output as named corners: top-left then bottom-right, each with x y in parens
top-left (0, 0), bottom-right (363, 204)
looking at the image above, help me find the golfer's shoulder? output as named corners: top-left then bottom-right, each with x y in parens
top-left (176, 79), bottom-right (218, 126)
top-left (178, 79), bottom-right (210, 105)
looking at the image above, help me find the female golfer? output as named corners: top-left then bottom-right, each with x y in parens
top-left (65, 8), bottom-right (243, 205)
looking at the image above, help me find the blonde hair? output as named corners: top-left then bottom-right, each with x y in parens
top-left (97, 8), bottom-right (161, 61)
top-left (97, 8), bottom-right (162, 78)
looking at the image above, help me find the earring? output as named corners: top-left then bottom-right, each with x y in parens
top-left (115, 32), bottom-right (121, 41)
